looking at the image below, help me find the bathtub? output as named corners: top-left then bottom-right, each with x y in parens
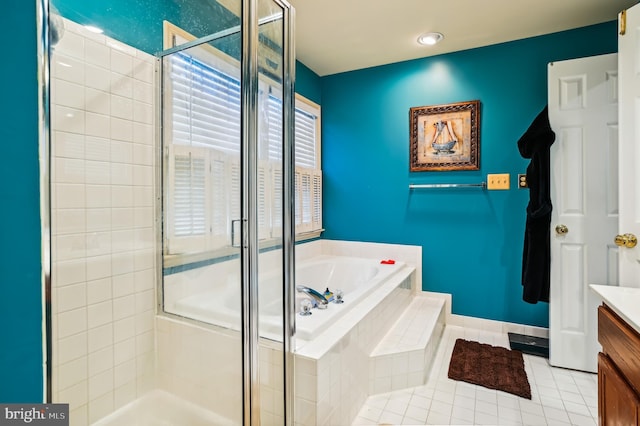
top-left (293, 256), bottom-right (405, 340)
top-left (171, 255), bottom-right (405, 341)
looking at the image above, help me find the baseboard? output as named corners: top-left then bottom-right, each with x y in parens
top-left (447, 313), bottom-right (549, 339)
top-left (418, 291), bottom-right (549, 338)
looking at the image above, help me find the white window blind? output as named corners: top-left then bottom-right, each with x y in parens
top-left (170, 52), bottom-right (241, 153)
top-left (267, 94), bottom-right (284, 161)
top-left (294, 108), bottom-right (317, 169)
top-left (266, 93), bottom-right (320, 168)
top-left (165, 48), bottom-right (322, 255)
top-left (293, 99), bottom-right (322, 233)
top-left (271, 165), bottom-right (283, 238)
top-left (167, 145), bottom-right (210, 253)
top-left (173, 152), bottom-right (206, 237)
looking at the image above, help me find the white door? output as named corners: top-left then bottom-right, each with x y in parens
top-left (548, 53), bottom-right (619, 373)
top-left (618, 5), bottom-right (640, 288)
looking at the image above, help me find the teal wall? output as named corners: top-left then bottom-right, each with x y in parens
top-left (296, 61), bottom-right (322, 105)
top-left (320, 22), bottom-right (617, 327)
top-left (0, 1), bottom-right (43, 402)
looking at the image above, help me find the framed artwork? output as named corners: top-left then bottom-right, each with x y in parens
top-left (409, 100), bottom-right (480, 171)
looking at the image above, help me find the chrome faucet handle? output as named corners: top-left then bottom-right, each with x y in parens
top-left (333, 288), bottom-right (344, 304)
top-left (296, 285), bottom-right (328, 309)
top-left (299, 299), bottom-right (313, 316)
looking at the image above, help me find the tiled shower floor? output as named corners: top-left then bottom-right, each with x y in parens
top-left (91, 389), bottom-right (234, 426)
top-left (353, 325), bottom-right (598, 425)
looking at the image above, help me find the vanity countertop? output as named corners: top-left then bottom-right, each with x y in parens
top-left (591, 284), bottom-right (640, 335)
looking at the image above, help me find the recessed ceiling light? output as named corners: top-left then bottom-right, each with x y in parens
top-left (84, 25), bottom-right (104, 34)
top-left (417, 32), bottom-right (444, 46)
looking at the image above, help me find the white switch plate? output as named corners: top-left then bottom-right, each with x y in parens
top-left (487, 173), bottom-right (510, 190)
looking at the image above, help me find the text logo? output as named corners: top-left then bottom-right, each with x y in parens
top-left (0, 404), bottom-right (68, 425)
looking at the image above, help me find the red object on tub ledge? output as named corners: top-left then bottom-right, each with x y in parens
top-left (380, 259), bottom-right (396, 264)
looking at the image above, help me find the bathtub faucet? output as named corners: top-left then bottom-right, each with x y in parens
top-left (296, 286), bottom-right (328, 309)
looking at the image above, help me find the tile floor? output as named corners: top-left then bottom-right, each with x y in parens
top-left (353, 325), bottom-right (598, 425)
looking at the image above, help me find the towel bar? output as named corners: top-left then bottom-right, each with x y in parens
top-left (409, 182), bottom-right (487, 189)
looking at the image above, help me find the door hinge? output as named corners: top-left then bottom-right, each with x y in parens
top-left (620, 9), bottom-right (627, 36)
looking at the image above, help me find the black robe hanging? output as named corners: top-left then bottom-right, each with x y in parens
top-left (517, 106), bottom-right (555, 304)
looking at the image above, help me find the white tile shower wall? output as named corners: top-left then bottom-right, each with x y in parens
top-left (155, 318), bottom-right (286, 426)
top-left (156, 316), bottom-right (243, 424)
top-left (51, 17), bottom-right (157, 426)
top-left (259, 341), bottom-right (286, 425)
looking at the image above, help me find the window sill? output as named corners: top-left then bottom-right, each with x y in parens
top-left (295, 229), bottom-right (324, 242)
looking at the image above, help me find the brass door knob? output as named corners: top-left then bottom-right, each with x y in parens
top-left (555, 224), bottom-right (569, 235)
top-left (614, 233), bottom-right (638, 248)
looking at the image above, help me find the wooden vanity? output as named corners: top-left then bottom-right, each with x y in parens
top-left (598, 302), bottom-right (640, 425)
top-left (591, 285), bottom-right (640, 425)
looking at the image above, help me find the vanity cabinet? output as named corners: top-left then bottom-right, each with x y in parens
top-left (598, 304), bottom-right (640, 425)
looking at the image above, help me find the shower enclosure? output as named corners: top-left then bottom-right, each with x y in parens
top-left (45, 0), bottom-right (295, 423)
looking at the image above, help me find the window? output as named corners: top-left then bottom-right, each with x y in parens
top-left (163, 23), bottom-right (322, 256)
top-left (264, 93), bottom-right (322, 235)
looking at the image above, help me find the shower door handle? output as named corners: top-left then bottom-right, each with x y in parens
top-left (231, 219), bottom-right (242, 248)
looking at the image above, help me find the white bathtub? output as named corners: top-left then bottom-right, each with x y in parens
top-left (171, 255), bottom-right (405, 341)
top-left (293, 256), bottom-right (405, 340)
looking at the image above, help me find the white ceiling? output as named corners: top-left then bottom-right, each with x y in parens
top-left (288, 0), bottom-right (637, 76)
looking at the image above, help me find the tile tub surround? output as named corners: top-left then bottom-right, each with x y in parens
top-left (294, 273), bottom-right (432, 426)
top-left (161, 239), bottom-right (427, 426)
top-left (369, 297), bottom-right (446, 395)
top-left (50, 17), bottom-right (157, 425)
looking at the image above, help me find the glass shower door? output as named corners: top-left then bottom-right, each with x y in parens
top-left (160, 0), bottom-right (294, 423)
top-left (255, 1), bottom-right (292, 423)
top-left (160, 19), bottom-right (245, 425)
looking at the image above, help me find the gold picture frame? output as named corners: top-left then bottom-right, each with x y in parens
top-left (409, 100), bottom-right (480, 171)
